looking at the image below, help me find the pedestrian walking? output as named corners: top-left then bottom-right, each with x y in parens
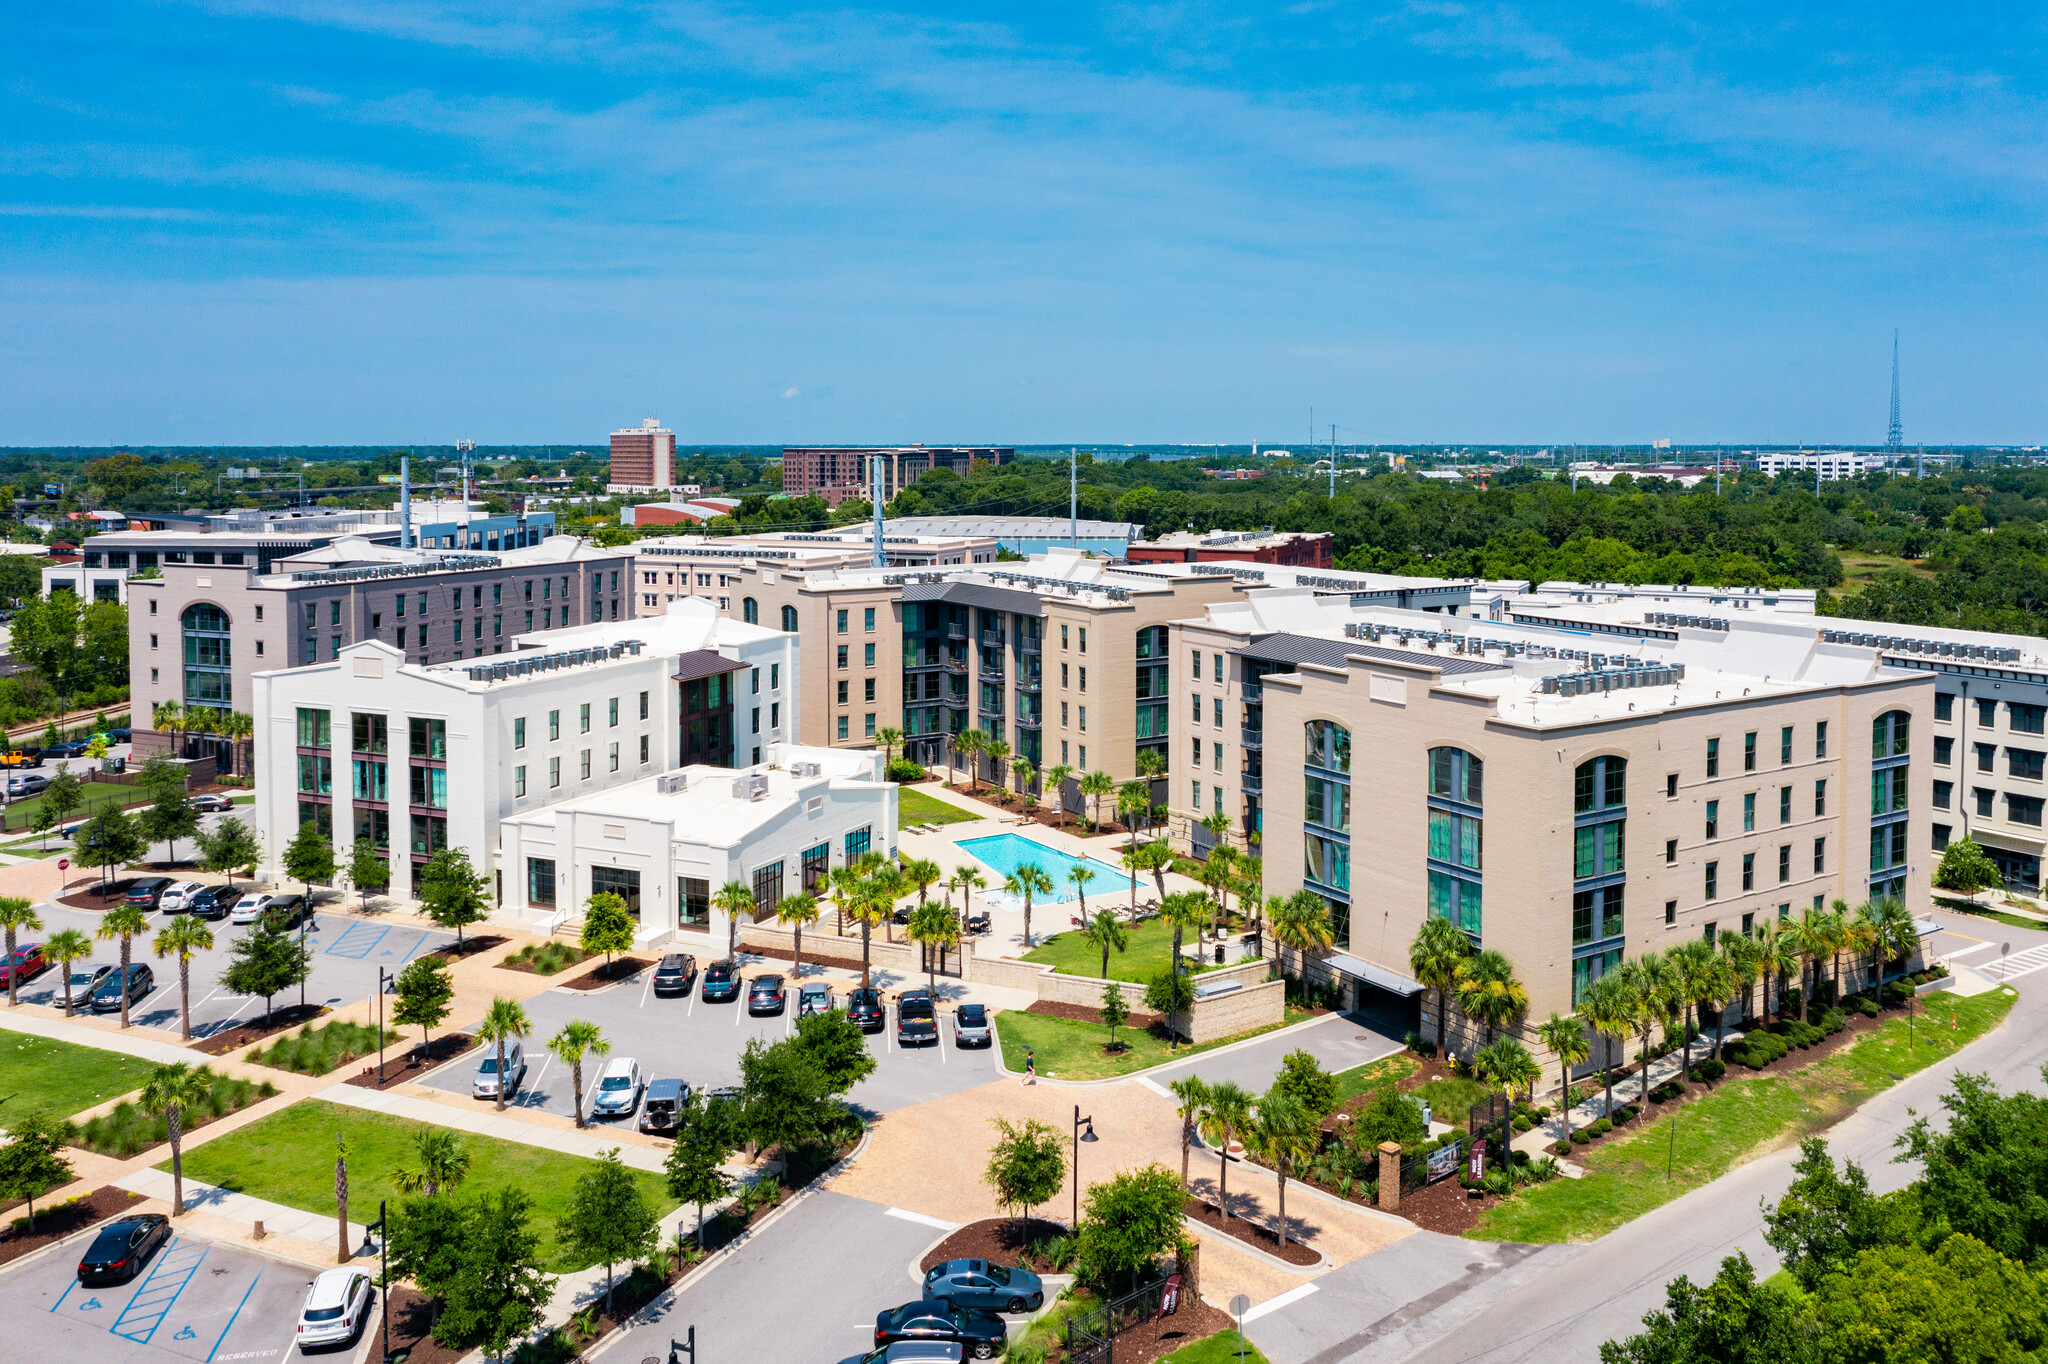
top-left (1021, 1046), bottom-right (1036, 1086)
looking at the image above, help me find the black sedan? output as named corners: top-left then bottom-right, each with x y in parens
top-left (90, 963), bottom-right (154, 1013)
top-left (652, 953), bottom-right (698, 997)
top-left (746, 974), bottom-right (787, 1015)
top-left (700, 960), bottom-right (741, 1002)
top-left (846, 987), bottom-right (885, 1032)
top-left (77, 1213), bottom-right (170, 1284)
top-left (875, 1300), bottom-right (1007, 1360)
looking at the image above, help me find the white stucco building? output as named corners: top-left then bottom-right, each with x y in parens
top-left (249, 598), bottom-right (799, 903)
top-left (500, 743), bottom-right (896, 948)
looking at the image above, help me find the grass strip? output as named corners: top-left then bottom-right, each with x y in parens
top-left (898, 787), bottom-right (982, 827)
top-left (170, 1098), bottom-right (677, 1272)
top-left (1333, 1052), bottom-right (1421, 1103)
top-left (1468, 987), bottom-right (2017, 1244)
top-left (0, 1030), bottom-right (159, 1124)
top-left (78, 1068), bottom-right (279, 1156)
top-left (1161, 1331), bottom-right (1272, 1364)
top-left (995, 1005), bottom-right (1318, 1082)
top-left (1023, 915), bottom-right (1209, 984)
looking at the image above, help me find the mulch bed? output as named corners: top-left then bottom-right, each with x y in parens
top-left (919, 1217), bottom-right (1070, 1274)
top-left (56, 881), bottom-right (142, 910)
top-left (1390, 1175), bottom-right (1505, 1236)
top-left (193, 1004), bottom-right (331, 1055)
top-left (382, 1285), bottom-right (466, 1364)
top-left (495, 950), bottom-right (591, 977)
top-left (422, 934), bottom-right (510, 961)
top-left (0, 1186), bottom-right (148, 1269)
top-left (345, 1033), bottom-right (477, 1090)
top-left (745, 943), bottom-right (874, 975)
top-left (558, 956), bottom-right (654, 991)
top-left (1183, 1198), bottom-right (1320, 1266)
top-left (1025, 999), bottom-right (1163, 1029)
top-left (1095, 1297), bottom-right (1234, 1364)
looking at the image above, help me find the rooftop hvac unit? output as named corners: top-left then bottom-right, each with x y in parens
top-left (731, 773), bottom-right (770, 801)
top-left (790, 761), bottom-right (822, 778)
top-left (656, 773), bottom-right (689, 794)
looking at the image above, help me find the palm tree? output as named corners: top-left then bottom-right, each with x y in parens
top-left (219, 710), bottom-right (255, 777)
top-left (874, 725), bottom-right (904, 766)
top-left (1871, 898), bottom-right (1918, 987)
top-left (869, 861), bottom-right (906, 943)
top-left (1848, 900), bottom-right (1882, 992)
top-left (1455, 948), bottom-right (1528, 1045)
top-left (0, 896), bottom-right (41, 1008)
top-left (1696, 951), bottom-right (1736, 1063)
top-left (152, 701), bottom-right (187, 756)
top-left (1005, 862), bottom-right (1054, 949)
top-left (1158, 890), bottom-right (1212, 1041)
top-left (952, 728), bottom-right (987, 792)
top-left (827, 864), bottom-right (860, 937)
top-left (547, 1020), bottom-right (607, 1130)
top-left (1118, 781), bottom-right (1150, 852)
top-left (1579, 972), bottom-right (1634, 1120)
top-left (43, 928), bottom-right (91, 1017)
top-left (949, 864), bottom-right (987, 941)
top-left (1819, 900), bottom-right (1855, 1004)
top-left (1040, 762), bottom-right (1075, 827)
top-left (1079, 769), bottom-right (1116, 831)
top-left (1247, 1093), bottom-right (1318, 1248)
top-left (1535, 1013), bottom-right (1590, 1133)
top-left (711, 880), bottom-right (755, 963)
top-left (140, 1063), bottom-right (214, 1217)
top-left (901, 857), bottom-right (942, 912)
top-left (908, 901), bottom-right (957, 995)
top-left (1130, 839), bottom-right (1174, 908)
top-left (1118, 846), bottom-right (1146, 919)
top-left (984, 737), bottom-right (1013, 800)
top-left (1269, 889), bottom-right (1334, 977)
top-left (1233, 859), bottom-right (1264, 943)
top-left (1200, 841), bottom-right (1237, 936)
top-left (153, 915), bottom-right (214, 1041)
top-left (392, 1127), bottom-right (473, 1195)
top-left (1409, 916), bottom-right (1472, 1058)
top-left (95, 902), bottom-right (151, 1029)
top-left (1664, 938), bottom-right (1716, 1085)
top-left (475, 996), bottom-right (531, 1114)
top-left (1622, 952), bottom-right (1674, 1104)
top-left (1474, 1035), bottom-right (1541, 1107)
top-left (1010, 756), bottom-right (1037, 806)
top-left (1067, 863), bottom-right (1099, 922)
top-left (1169, 1075), bottom-right (1210, 1189)
top-left (1078, 908), bottom-right (1129, 979)
top-left (1756, 919), bottom-right (1799, 1023)
top-left (776, 891), bottom-right (820, 980)
top-left (850, 877), bottom-right (892, 988)
top-left (1720, 931), bottom-right (1762, 1031)
top-left (1202, 1080), bottom-right (1254, 1221)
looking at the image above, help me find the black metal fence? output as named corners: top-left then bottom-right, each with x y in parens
top-left (1065, 1260), bottom-right (1197, 1364)
top-left (1400, 1135), bottom-right (1468, 1194)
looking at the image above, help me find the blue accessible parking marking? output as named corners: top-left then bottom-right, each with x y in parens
top-left (323, 921), bottom-right (392, 960)
top-left (110, 1238), bottom-right (210, 1344)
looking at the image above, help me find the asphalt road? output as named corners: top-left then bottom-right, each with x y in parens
top-left (418, 963), bottom-right (1005, 1123)
top-left (10, 902), bottom-right (451, 1039)
top-left (1248, 905), bottom-right (2048, 1363)
top-left (1148, 1011), bottom-right (1405, 1093)
top-left (2, 1223), bottom-right (359, 1364)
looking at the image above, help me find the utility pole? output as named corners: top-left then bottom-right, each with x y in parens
top-left (456, 439), bottom-right (475, 550)
top-left (870, 454), bottom-right (885, 568)
top-left (1070, 447), bottom-right (1078, 548)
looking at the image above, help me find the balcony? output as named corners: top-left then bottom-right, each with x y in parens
top-left (980, 630), bottom-right (1005, 649)
top-left (1017, 676), bottom-right (1042, 692)
top-left (1241, 771), bottom-right (1263, 795)
top-left (1019, 635), bottom-right (1042, 654)
top-left (1243, 681), bottom-right (1263, 701)
top-left (1241, 726), bottom-right (1263, 750)
top-left (1016, 714), bottom-right (1042, 730)
top-left (946, 624), bottom-right (967, 640)
top-left (904, 658), bottom-right (946, 673)
top-left (979, 665), bottom-right (1007, 684)
top-left (944, 659), bottom-right (969, 674)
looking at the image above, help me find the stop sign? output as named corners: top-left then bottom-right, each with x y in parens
top-left (57, 859), bottom-right (69, 870)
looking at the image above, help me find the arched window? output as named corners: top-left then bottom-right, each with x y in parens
top-left (781, 605), bottom-right (799, 632)
top-left (1573, 755), bottom-right (1625, 813)
top-left (1306, 720), bottom-right (1351, 774)
top-left (180, 603), bottom-right (232, 708)
top-left (1872, 710), bottom-right (1909, 759)
top-left (1427, 746), bottom-right (1483, 939)
top-left (742, 597), bottom-right (759, 625)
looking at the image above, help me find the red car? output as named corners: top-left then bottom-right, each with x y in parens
top-left (0, 944), bottom-right (46, 987)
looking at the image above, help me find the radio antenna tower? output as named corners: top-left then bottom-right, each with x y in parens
top-left (1887, 331), bottom-right (1903, 452)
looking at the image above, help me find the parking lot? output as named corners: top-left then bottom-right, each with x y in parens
top-left (4, 1225), bottom-right (351, 1364)
top-left (12, 901), bottom-right (453, 1039)
top-left (420, 962), bottom-right (1006, 1123)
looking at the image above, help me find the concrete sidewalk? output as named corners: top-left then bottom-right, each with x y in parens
top-left (1515, 1033), bottom-right (1725, 1156)
top-left (318, 1082), bottom-right (672, 1172)
top-left (0, 1002), bottom-right (208, 1065)
top-left (114, 1166), bottom-right (371, 1246)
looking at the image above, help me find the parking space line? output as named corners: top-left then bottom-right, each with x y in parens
top-left (396, 930), bottom-right (437, 964)
top-left (638, 971), bottom-right (653, 1010)
top-left (111, 1237), bottom-right (210, 1343)
top-left (324, 922), bottom-right (391, 961)
top-left (48, 1279), bottom-right (77, 1314)
top-left (206, 1265), bottom-right (264, 1362)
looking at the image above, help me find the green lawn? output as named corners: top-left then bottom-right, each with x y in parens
top-left (1469, 988), bottom-right (2017, 1244)
top-left (1161, 1331), bottom-right (1271, 1364)
top-left (1932, 895), bottom-right (2048, 933)
top-left (0, 782), bottom-right (142, 833)
top-left (170, 1099), bottom-right (677, 1272)
top-left (1024, 915), bottom-right (1209, 983)
top-left (898, 787), bottom-right (981, 827)
top-left (1333, 1052), bottom-right (1421, 1104)
top-left (994, 1006), bottom-right (1316, 1082)
top-left (0, 1030), bottom-right (158, 1124)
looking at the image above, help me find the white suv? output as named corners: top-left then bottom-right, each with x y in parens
top-left (296, 1267), bottom-right (373, 1351)
top-left (156, 881), bottom-right (207, 913)
top-left (589, 1057), bottom-right (644, 1120)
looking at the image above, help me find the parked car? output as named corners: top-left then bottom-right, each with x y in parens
top-left (184, 886), bottom-right (243, 920)
top-left (589, 1057), bottom-right (645, 1120)
top-left (90, 963), bottom-right (154, 1013)
top-left (951, 1004), bottom-right (992, 1049)
top-left (124, 876), bottom-right (174, 910)
top-left (155, 881), bottom-right (208, 913)
top-left (874, 1300), bottom-right (1007, 1359)
top-left (0, 749), bottom-right (40, 770)
top-left (260, 896), bottom-right (311, 931)
top-left (229, 891), bottom-right (289, 925)
top-left (797, 981), bottom-right (834, 1017)
top-left (639, 1078), bottom-right (689, 1135)
top-left (296, 1267), bottom-right (375, 1351)
top-left (747, 974), bottom-right (787, 1015)
top-left (921, 1260), bottom-right (1046, 1315)
top-left (700, 960), bottom-right (741, 1002)
top-left (702, 1085), bottom-right (744, 1117)
top-left (192, 793), bottom-right (234, 813)
top-left (4, 771), bottom-right (49, 799)
top-left (472, 1039), bottom-right (527, 1100)
top-left (42, 741), bottom-right (87, 760)
top-left (846, 987), bottom-right (886, 1032)
top-left (651, 952), bottom-right (698, 997)
top-left (64, 962), bottom-right (114, 1009)
top-left (843, 1345), bottom-right (964, 1364)
top-left (896, 989), bottom-right (938, 1046)
top-left (0, 943), bottom-right (46, 988)
top-left (76, 1213), bottom-right (170, 1285)
top-left (108, 727), bottom-right (132, 744)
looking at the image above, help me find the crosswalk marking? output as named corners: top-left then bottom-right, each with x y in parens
top-left (1980, 943), bottom-right (2048, 982)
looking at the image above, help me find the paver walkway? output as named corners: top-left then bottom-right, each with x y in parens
top-left (319, 1082), bottom-right (672, 1173)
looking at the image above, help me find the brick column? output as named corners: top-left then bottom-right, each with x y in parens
top-left (1378, 1141), bottom-right (1401, 1212)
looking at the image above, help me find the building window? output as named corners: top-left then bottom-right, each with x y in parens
top-left (1872, 765), bottom-right (1909, 814)
top-left (408, 764), bottom-right (447, 809)
top-left (2011, 794), bottom-right (2046, 827)
top-left (837, 609), bottom-right (848, 633)
top-left (1874, 710), bottom-right (1910, 759)
top-left (1933, 823), bottom-right (1952, 851)
top-left (580, 749), bottom-right (591, 780)
top-left (1743, 792), bottom-right (1755, 832)
top-left (1815, 779), bottom-right (1827, 816)
top-left (180, 603), bottom-right (233, 710)
top-left (1664, 838), bottom-right (1677, 863)
top-left (1705, 799), bottom-right (1719, 839)
top-left (1814, 837), bottom-right (1826, 873)
top-left (837, 716), bottom-right (849, 740)
top-left (1976, 787), bottom-right (1995, 817)
top-left (837, 645), bottom-right (848, 669)
top-left (1934, 779), bottom-right (1952, 809)
top-left (1935, 693), bottom-right (1954, 722)
top-left (1666, 772), bottom-right (1678, 798)
top-left (865, 713), bottom-right (877, 737)
top-left (864, 606), bottom-right (875, 631)
top-left (639, 735), bottom-right (649, 764)
top-left (1816, 721), bottom-right (1828, 758)
top-left (2011, 748), bottom-right (2046, 780)
top-left (1977, 743), bottom-right (1996, 773)
top-left (514, 717), bottom-right (526, 749)
top-left (782, 605), bottom-right (799, 631)
top-left (408, 717), bottom-right (446, 759)
top-left (351, 712), bottom-right (388, 754)
top-left (297, 708), bottom-right (331, 749)
top-left (1665, 898), bottom-right (1677, 925)
top-left (548, 709), bottom-right (560, 741)
top-left (591, 865), bottom-right (641, 917)
top-left (352, 759), bottom-right (388, 803)
top-left (515, 766), bottom-right (526, 797)
top-left (549, 756), bottom-right (561, 788)
top-left (1781, 726), bottom-right (1793, 764)
top-left (1706, 737), bottom-right (1719, 777)
top-left (1778, 844), bottom-right (1791, 882)
top-left (297, 754), bottom-right (332, 795)
top-left (580, 703), bottom-right (591, 734)
top-left (1744, 731), bottom-right (1757, 772)
top-left (609, 742), bottom-right (619, 772)
top-left (1779, 786), bottom-right (1791, 823)
top-left (1978, 698), bottom-right (1998, 727)
top-left (743, 597), bottom-right (758, 624)
top-left (1704, 861), bottom-right (1718, 899)
top-left (1936, 736), bottom-right (1953, 765)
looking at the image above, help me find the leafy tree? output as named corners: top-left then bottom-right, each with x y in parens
top-left (1810, 1236), bottom-right (2048, 1364)
top-left (417, 847), bottom-right (490, 945)
top-left (346, 838), bottom-right (390, 910)
top-left (40, 767), bottom-right (82, 837)
top-left (1075, 1162), bottom-right (1186, 1292)
top-left (392, 956), bottom-right (454, 1060)
top-left (1350, 1084), bottom-right (1427, 1150)
top-left (1934, 837), bottom-right (2003, 906)
top-left (793, 1007), bottom-right (877, 1095)
top-left (664, 1088), bottom-right (736, 1247)
top-left (282, 822), bottom-right (335, 899)
top-left (474, 996), bottom-right (530, 1114)
top-left (0, 895), bottom-right (40, 1007)
top-left (136, 757), bottom-right (199, 865)
top-left (1271, 1048), bottom-right (1340, 1122)
top-left (580, 891), bottom-right (636, 971)
top-left (982, 1115), bottom-right (1065, 1233)
top-left (738, 1033), bottom-right (838, 1155)
top-left (547, 1020), bottom-right (608, 1131)
top-left (1143, 966), bottom-right (1194, 1042)
top-left (1599, 1251), bottom-right (1810, 1364)
top-left (139, 1062), bottom-right (214, 1217)
top-left (196, 815), bottom-right (259, 890)
top-left (95, 901), bottom-right (152, 1028)
top-left (42, 928), bottom-right (91, 1016)
top-left (80, 806), bottom-right (145, 890)
top-left (1894, 1068), bottom-right (2048, 1266)
top-left (1100, 979), bottom-right (1130, 1052)
top-left (388, 1195), bottom-right (469, 1325)
top-left (217, 920), bottom-right (308, 1025)
top-left (433, 1187), bottom-right (556, 1360)
top-left (0, 1108), bottom-right (73, 1231)
top-left (559, 1148), bottom-right (659, 1310)
top-left (153, 914), bottom-right (214, 1040)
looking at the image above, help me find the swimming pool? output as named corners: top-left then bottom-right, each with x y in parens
top-left (957, 834), bottom-right (1134, 903)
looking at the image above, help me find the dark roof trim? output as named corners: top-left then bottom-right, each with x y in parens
top-left (672, 649), bottom-right (742, 683)
top-left (901, 580), bottom-right (1045, 616)
top-left (1231, 632), bottom-right (1506, 676)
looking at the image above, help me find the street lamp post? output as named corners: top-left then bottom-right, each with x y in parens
top-left (376, 967), bottom-right (390, 1084)
top-left (1071, 1106), bottom-right (1098, 1229)
top-left (359, 1200), bottom-right (388, 1362)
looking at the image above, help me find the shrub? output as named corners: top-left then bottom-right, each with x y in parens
top-left (1511, 1114), bottom-right (1533, 1134)
top-left (1850, 995), bottom-right (1881, 1018)
top-left (1779, 988), bottom-right (1804, 1019)
top-left (76, 1069), bottom-right (279, 1156)
top-left (1613, 1104), bottom-right (1638, 1124)
top-left (1482, 1169), bottom-right (1514, 1197)
top-left (248, 1020), bottom-right (389, 1076)
top-left (1818, 1007), bottom-right (1847, 1036)
top-left (1592, 1118), bottom-right (1612, 1136)
top-left (1570, 1129), bottom-right (1591, 1146)
top-left (1552, 1139), bottom-right (1572, 1155)
top-left (1694, 1058), bottom-right (1726, 1083)
top-left (1881, 981), bottom-right (1914, 1008)
top-left (885, 758), bottom-right (928, 784)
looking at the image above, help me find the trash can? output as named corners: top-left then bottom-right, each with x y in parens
top-left (1214, 944), bottom-right (1226, 964)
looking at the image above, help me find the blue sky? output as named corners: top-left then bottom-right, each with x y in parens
top-left (4, 2), bottom-right (2044, 445)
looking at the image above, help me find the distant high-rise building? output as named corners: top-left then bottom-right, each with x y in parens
top-left (610, 418), bottom-right (676, 492)
top-left (780, 446), bottom-right (1013, 505)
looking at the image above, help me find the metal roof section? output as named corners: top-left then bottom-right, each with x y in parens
top-left (672, 649), bottom-right (745, 683)
top-left (1322, 953), bottom-right (1426, 997)
top-left (900, 579), bottom-right (1047, 616)
top-left (1231, 631), bottom-right (1507, 676)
